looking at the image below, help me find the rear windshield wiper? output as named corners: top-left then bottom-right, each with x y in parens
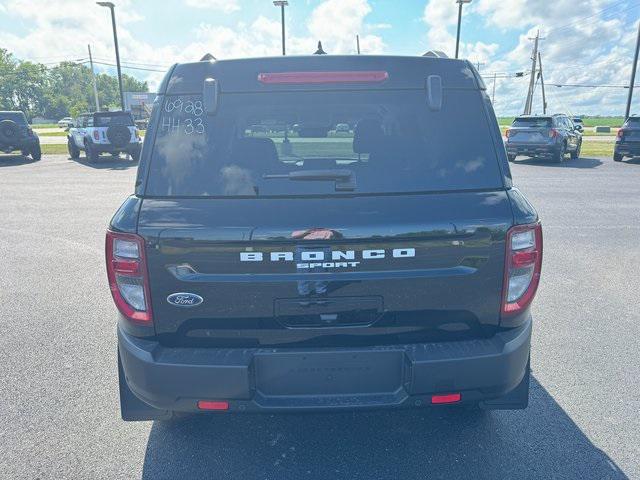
top-left (262, 169), bottom-right (356, 191)
top-left (263, 169), bottom-right (351, 181)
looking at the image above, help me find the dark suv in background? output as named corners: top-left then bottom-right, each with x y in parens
top-left (0, 111), bottom-right (41, 160)
top-left (108, 55), bottom-right (542, 421)
top-left (505, 114), bottom-right (582, 163)
top-left (614, 115), bottom-right (640, 162)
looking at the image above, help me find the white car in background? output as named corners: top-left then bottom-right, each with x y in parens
top-left (57, 117), bottom-right (74, 128)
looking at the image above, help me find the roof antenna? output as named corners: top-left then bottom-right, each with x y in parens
top-left (200, 53), bottom-right (216, 61)
top-left (314, 41), bottom-right (327, 55)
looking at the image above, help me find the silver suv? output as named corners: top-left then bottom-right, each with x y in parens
top-left (505, 114), bottom-right (582, 163)
top-left (67, 111), bottom-right (142, 162)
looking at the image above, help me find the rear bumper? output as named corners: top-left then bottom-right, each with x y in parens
top-left (1, 137), bottom-right (39, 152)
top-left (506, 142), bottom-right (558, 157)
top-left (614, 142), bottom-right (640, 157)
top-left (92, 142), bottom-right (141, 154)
top-left (118, 318), bottom-right (532, 412)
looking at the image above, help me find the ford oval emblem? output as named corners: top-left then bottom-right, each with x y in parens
top-left (167, 292), bottom-right (203, 308)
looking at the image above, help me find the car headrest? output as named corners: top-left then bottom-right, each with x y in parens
top-left (353, 119), bottom-right (384, 154)
top-left (230, 137), bottom-right (278, 166)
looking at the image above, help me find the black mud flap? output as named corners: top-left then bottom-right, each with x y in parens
top-left (118, 350), bottom-right (173, 421)
top-left (479, 358), bottom-right (530, 411)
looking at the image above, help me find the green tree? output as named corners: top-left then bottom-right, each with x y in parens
top-left (0, 49), bottom-right (48, 119)
top-left (0, 49), bottom-right (19, 110)
top-left (0, 49), bottom-right (149, 120)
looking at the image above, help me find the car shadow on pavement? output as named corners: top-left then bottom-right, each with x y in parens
top-left (513, 157), bottom-right (603, 169)
top-left (71, 155), bottom-right (139, 170)
top-left (141, 377), bottom-right (627, 480)
top-left (0, 154), bottom-right (37, 167)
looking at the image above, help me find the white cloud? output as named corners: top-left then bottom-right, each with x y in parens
top-left (192, 16), bottom-right (282, 59)
top-left (422, 0), bottom-right (499, 61)
top-left (306, 0), bottom-right (385, 54)
top-left (421, 0), bottom-right (639, 115)
top-left (184, 0), bottom-right (240, 13)
top-left (2, 0), bottom-right (635, 115)
top-left (0, 0), bottom-right (386, 90)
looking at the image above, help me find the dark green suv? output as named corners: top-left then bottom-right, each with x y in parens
top-left (0, 111), bottom-right (42, 160)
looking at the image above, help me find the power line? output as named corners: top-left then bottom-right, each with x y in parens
top-left (546, 0), bottom-right (635, 36)
top-left (86, 60), bottom-right (166, 72)
top-left (547, 82), bottom-right (640, 88)
top-left (90, 57), bottom-right (171, 68)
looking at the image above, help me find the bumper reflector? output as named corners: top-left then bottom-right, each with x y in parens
top-left (197, 400), bottom-right (229, 411)
top-left (431, 393), bottom-right (461, 404)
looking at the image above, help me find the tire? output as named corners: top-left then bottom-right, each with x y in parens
top-left (130, 146), bottom-right (141, 162)
top-left (85, 141), bottom-right (100, 162)
top-left (106, 125), bottom-right (131, 149)
top-left (552, 143), bottom-right (566, 163)
top-left (67, 137), bottom-right (80, 159)
top-left (507, 154), bottom-right (516, 162)
top-left (613, 152), bottom-right (623, 162)
top-left (570, 140), bottom-right (581, 160)
top-left (0, 119), bottom-right (20, 144)
top-left (30, 142), bottom-right (41, 161)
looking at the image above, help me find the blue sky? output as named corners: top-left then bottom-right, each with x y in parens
top-left (0, 0), bottom-right (639, 115)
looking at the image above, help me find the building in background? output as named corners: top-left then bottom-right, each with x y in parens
top-left (123, 92), bottom-right (156, 128)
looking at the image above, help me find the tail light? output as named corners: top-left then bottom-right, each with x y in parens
top-left (617, 129), bottom-right (626, 139)
top-left (106, 230), bottom-right (153, 324)
top-left (502, 223), bottom-right (543, 316)
top-left (505, 129), bottom-right (512, 138)
top-left (548, 129), bottom-right (559, 138)
top-left (93, 130), bottom-right (100, 141)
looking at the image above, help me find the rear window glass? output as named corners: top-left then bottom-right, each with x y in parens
top-left (145, 89), bottom-right (503, 197)
top-left (0, 112), bottom-right (27, 124)
top-left (94, 113), bottom-right (134, 127)
top-left (512, 117), bottom-right (551, 128)
top-left (625, 117), bottom-right (640, 126)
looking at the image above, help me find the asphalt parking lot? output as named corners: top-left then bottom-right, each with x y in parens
top-left (1, 153), bottom-right (639, 479)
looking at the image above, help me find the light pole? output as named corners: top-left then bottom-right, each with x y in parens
top-left (455, 0), bottom-right (472, 59)
top-left (273, 1), bottom-right (288, 56)
top-left (97, 1), bottom-right (124, 111)
top-left (625, 19), bottom-right (640, 120)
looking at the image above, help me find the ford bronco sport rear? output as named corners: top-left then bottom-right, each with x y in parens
top-left (67, 111), bottom-right (141, 162)
top-left (108, 55), bottom-right (541, 421)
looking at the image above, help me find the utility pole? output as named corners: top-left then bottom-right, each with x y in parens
top-left (538, 52), bottom-right (547, 114)
top-left (475, 61), bottom-right (484, 72)
top-left (492, 72), bottom-right (497, 105)
top-left (97, 2), bottom-right (124, 110)
top-left (87, 45), bottom-right (100, 112)
top-left (273, 1), bottom-right (288, 56)
top-left (356, 34), bottom-right (361, 54)
top-left (524, 30), bottom-right (542, 115)
top-left (625, 19), bottom-right (640, 120)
